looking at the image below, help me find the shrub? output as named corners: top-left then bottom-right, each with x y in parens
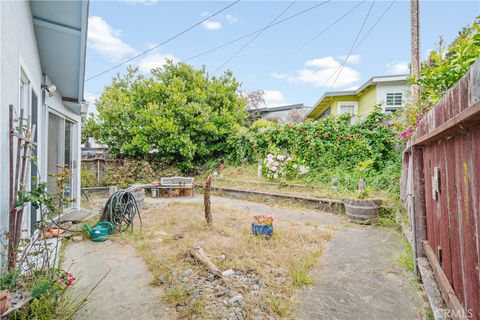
top-left (84, 62), bottom-right (247, 172)
top-left (100, 159), bottom-right (167, 189)
top-left (395, 16), bottom-right (480, 135)
top-left (227, 108), bottom-right (402, 195)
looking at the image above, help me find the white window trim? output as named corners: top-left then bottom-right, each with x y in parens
top-left (337, 101), bottom-right (358, 115)
top-left (45, 108), bottom-right (79, 213)
top-left (385, 92), bottom-right (403, 107)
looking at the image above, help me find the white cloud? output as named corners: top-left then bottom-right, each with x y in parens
top-left (136, 50), bottom-right (180, 73)
top-left (271, 73), bottom-right (288, 80)
top-left (338, 54), bottom-right (361, 64)
top-left (262, 90), bottom-right (288, 108)
top-left (200, 12), bottom-right (238, 30)
top-left (225, 14), bottom-right (239, 24)
top-left (201, 20), bottom-right (223, 30)
top-left (282, 55), bottom-right (361, 88)
top-left (88, 16), bottom-right (137, 61)
top-left (386, 61), bottom-right (410, 74)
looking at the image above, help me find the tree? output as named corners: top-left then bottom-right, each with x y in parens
top-left (286, 108), bottom-right (310, 123)
top-left (91, 62), bottom-right (248, 171)
top-left (238, 89), bottom-right (265, 111)
top-left (81, 114), bottom-right (101, 144)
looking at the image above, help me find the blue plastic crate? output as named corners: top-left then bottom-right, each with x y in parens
top-left (251, 223), bottom-right (273, 237)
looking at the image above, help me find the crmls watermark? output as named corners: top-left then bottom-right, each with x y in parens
top-left (434, 308), bottom-right (473, 319)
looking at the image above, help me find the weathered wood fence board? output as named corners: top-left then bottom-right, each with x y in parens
top-left (403, 59), bottom-right (480, 319)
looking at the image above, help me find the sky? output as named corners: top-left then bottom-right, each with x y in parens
top-left (84, 0), bottom-right (480, 114)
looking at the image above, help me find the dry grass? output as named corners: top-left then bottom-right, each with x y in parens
top-left (208, 164), bottom-right (356, 199)
top-left (115, 200), bottom-right (333, 319)
top-left (206, 164), bottom-right (396, 202)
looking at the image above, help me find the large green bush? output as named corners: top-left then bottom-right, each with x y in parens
top-left (227, 108), bottom-right (402, 194)
top-left (395, 16), bottom-right (480, 135)
top-left (85, 62), bottom-right (247, 171)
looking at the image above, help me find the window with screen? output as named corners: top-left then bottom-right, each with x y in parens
top-left (386, 93), bottom-right (403, 106)
top-left (339, 104), bottom-right (355, 115)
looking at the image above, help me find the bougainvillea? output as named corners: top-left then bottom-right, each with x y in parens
top-left (395, 16), bottom-right (480, 134)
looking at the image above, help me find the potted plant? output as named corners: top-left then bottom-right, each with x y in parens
top-left (343, 179), bottom-right (382, 224)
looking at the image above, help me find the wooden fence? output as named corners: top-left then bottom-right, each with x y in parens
top-left (402, 59), bottom-right (480, 319)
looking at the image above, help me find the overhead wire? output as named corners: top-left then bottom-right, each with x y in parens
top-left (85, 0), bottom-right (240, 82)
top-left (354, 0), bottom-right (396, 49)
top-left (84, 0), bottom-right (331, 99)
top-left (306, 0), bottom-right (396, 105)
top-left (329, 0), bottom-right (375, 90)
top-left (212, 0), bottom-right (297, 74)
top-left (183, 0), bottom-right (331, 63)
top-left (263, 0), bottom-right (366, 78)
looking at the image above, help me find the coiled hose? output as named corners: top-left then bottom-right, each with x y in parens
top-left (100, 190), bottom-right (142, 232)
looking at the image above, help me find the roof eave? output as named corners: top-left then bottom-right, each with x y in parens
top-left (77, 0), bottom-right (89, 105)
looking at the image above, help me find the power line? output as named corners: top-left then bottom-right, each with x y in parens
top-left (306, 0), bottom-right (395, 105)
top-left (329, 0), bottom-right (375, 89)
top-left (85, 0), bottom-right (240, 82)
top-left (264, 0), bottom-right (366, 77)
top-left (85, 1), bottom-right (331, 99)
top-left (212, 0), bottom-right (297, 74)
top-left (354, 0), bottom-right (396, 49)
top-left (184, 0), bottom-right (331, 63)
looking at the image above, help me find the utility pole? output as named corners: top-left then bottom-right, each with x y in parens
top-left (411, 0), bottom-right (420, 105)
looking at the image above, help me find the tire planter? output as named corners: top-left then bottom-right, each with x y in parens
top-left (343, 199), bottom-right (381, 224)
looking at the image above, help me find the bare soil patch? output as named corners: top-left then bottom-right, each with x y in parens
top-left (115, 200), bottom-right (333, 319)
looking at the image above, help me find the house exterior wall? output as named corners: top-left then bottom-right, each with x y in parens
top-left (0, 0), bottom-right (83, 256)
top-left (358, 85), bottom-right (377, 115)
top-left (330, 95), bottom-right (357, 115)
top-left (0, 0), bottom-right (43, 240)
top-left (309, 78), bottom-right (410, 120)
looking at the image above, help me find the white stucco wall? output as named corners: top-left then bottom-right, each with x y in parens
top-left (0, 0), bottom-right (43, 240)
top-left (376, 82), bottom-right (411, 111)
top-left (0, 1), bottom-right (83, 259)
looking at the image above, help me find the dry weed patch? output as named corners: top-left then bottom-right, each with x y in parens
top-left (117, 201), bottom-right (333, 319)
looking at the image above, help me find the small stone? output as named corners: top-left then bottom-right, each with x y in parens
top-left (158, 276), bottom-right (166, 284)
top-left (214, 285), bottom-right (227, 297)
top-left (252, 284), bottom-right (260, 290)
top-left (176, 302), bottom-right (186, 311)
top-left (228, 294), bottom-right (243, 305)
top-left (183, 269), bottom-right (193, 277)
top-left (72, 235), bottom-right (83, 242)
top-left (206, 273), bottom-right (215, 282)
top-left (222, 269), bottom-right (235, 277)
top-left (227, 290), bottom-right (239, 298)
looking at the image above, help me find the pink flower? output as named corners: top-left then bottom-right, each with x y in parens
top-left (60, 271), bottom-right (76, 286)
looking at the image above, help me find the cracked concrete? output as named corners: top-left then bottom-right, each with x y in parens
top-left (63, 240), bottom-right (174, 320)
top-left (64, 195), bottom-right (422, 319)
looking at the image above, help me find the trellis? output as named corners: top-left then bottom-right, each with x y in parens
top-left (8, 104), bottom-right (37, 270)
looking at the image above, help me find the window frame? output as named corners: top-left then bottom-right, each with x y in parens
top-left (337, 101), bottom-right (358, 115)
top-left (385, 92), bottom-right (403, 107)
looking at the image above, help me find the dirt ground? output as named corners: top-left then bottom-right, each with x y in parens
top-left (64, 194), bottom-right (424, 319)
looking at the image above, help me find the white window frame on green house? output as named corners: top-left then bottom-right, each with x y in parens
top-left (337, 101), bottom-right (358, 115)
top-left (385, 92), bottom-right (403, 107)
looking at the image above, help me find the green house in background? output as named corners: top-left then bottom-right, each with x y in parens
top-left (306, 75), bottom-right (410, 121)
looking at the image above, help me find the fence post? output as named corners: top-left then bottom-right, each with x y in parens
top-left (412, 146), bottom-right (427, 265)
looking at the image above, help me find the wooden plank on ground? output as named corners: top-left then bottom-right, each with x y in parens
top-left (424, 241), bottom-right (468, 320)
